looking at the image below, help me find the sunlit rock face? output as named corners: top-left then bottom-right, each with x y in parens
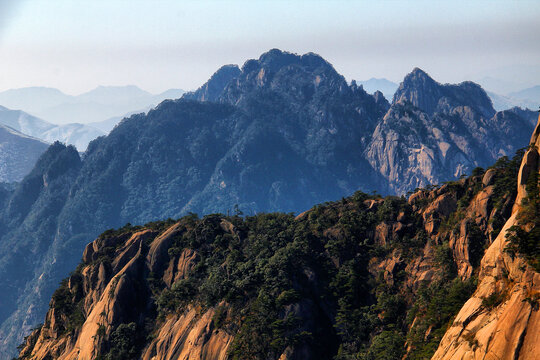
top-left (433, 114), bottom-right (540, 360)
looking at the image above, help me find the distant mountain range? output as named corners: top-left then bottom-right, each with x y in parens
top-left (0, 105), bottom-right (104, 150)
top-left (357, 78), bottom-right (399, 100)
top-left (0, 49), bottom-right (537, 358)
top-left (88, 105), bottom-right (154, 133)
top-left (0, 124), bottom-right (48, 183)
top-left (0, 86), bottom-right (184, 125)
top-left (509, 85), bottom-right (540, 106)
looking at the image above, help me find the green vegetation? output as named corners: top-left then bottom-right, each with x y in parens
top-left (481, 291), bottom-right (505, 310)
top-left (147, 191), bottom-right (474, 359)
top-left (505, 155), bottom-right (540, 271)
top-left (506, 224), bottom-right (540, 272)
top-left (489, 149), bottom-right (526, 239)
top-left (406, 278), bottom-right (477, 359)
top-left (102, 322), bottom-right (138, 360)
top-left (50, 271), bottom-right (85, 335)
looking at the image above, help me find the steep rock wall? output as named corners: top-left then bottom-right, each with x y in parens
top-left (432, 114), bottom-right (540, 360)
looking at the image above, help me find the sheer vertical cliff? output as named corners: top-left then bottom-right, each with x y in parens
top-left (432, 114), bottom-right (540, 360)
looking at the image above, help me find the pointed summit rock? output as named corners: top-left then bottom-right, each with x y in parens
top-left (367, 68), bottom-right (531, 193)
top-left (393, 68), bottom-right (495, 119)
top-left (217, 49), bottom-right (349, 107)
top-left (393, 67), bottom-right (445, 115)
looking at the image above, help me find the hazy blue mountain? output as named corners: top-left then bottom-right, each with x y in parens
top-left (0, 50), bottom-right (535, 358)
top-left (487, 91), bottom-right (519, 111)
top-left (509, 85), bottom-right (540, 106)
top-left (88, 88), bottom-right (185, 133)
top-left (0, 124), bottom-right (49, 182)
top-left (0, 106), bottom-right (105, 150)
top-left (0, 105), bottom-right (54, 135)
top-left (357, 78), bottom-right (398, 101)
top-left (487, 91), bottom-right (538, 111)
top-left (0, 86), bottom-right (185, 125)
top-left (76, 85), bottom-right (152, 103)
top-left (154, 88), bottom-right (185, 102)
top-left (0, 87), bottom-right (71, 115)
top-left (474, 76), bottom-right (530, 95)
top-left (40, 123), bottom-right (104, 150)
top-left (88, 106), bottom-right (153, 133)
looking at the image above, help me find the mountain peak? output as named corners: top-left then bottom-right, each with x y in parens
top-left (393, 68), bottom-right (442, 114)
top-left (401, 67), bottom-right (438, 89)
top-left (393, 68), bottom-right (494, 117)
top-left (410, 67), bottom-right (430, 77)
top-left (79, 85), bottom-right (151, 100)
top-left (239, 49), bottom-right (332, 76)
top-left (255, 49), bottom-right (304, 73)
top-left (182, 64), bottom-right (241, 102)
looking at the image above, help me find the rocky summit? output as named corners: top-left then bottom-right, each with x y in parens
top-left (368, 68), bottom-right (534, 194)
top-left (0, 49), bottom-right (537, 358)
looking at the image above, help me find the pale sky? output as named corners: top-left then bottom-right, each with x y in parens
top-left (1, 0), bottom-right (539, 94)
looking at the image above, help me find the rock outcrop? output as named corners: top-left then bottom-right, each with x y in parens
top-left (367, 69), bottom-right (534, 194)
top-left (432, 114), bottom-right (540, 360)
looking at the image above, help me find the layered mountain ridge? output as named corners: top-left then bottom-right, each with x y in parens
top-left (0, 86), bottom-right (185, 125)
top-left (0, 124), bottom-right (49, 183)
top-left (0, 49), bottom-right (536, 358)
top-left (0, 105), bottom-right (105, 151)
top-left (369, 68), bottom-right (533, 193)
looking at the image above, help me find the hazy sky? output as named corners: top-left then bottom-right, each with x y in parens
top-left (1, 0), bottom-right (539, 94)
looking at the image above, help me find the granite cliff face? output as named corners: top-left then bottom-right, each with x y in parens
top-left (432, 114), bottom-right (540, 360)
top-left (17, 137), bottom-right (533, 359)
top-left (367, 69), bottom-right (533, 194)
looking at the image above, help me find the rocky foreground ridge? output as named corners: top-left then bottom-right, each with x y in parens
top-left (16, 115), bottom-right (540, 359)
top-left (431, 114), bottom-right (540, 359)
